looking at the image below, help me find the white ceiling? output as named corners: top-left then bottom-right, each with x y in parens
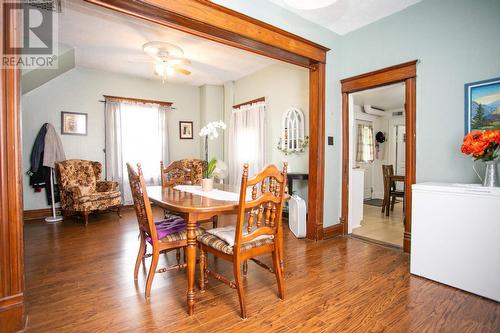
top-left (352, 82), bottom-right (405, 110)
top-left (57, 0), bottom-right (278, 86)
top-left (268, 0), bottom-right (422, 35)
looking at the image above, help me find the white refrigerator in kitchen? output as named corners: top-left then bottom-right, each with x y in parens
top-left (411, 183), bottom-right (500, 302)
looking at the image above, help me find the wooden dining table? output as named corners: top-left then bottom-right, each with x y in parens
top-left (146, 184), bottom-right (248, 315)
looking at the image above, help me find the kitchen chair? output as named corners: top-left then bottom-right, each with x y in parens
top-left (197, 162), bottom-right (288, 319)
top-left (127, 163), bottom-right (205, 298)
top-left (382, 164), bottom-right (404, 216)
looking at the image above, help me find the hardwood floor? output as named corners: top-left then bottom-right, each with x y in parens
top-left (24, 208), bottom-right (499, 332)
top-left (352, 203), bottom-right (404, 247)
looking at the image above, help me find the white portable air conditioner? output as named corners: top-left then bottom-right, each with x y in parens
top-left (288, 195), bottom-right (306, 238)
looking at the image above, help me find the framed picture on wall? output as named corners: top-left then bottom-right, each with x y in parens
top-left (464, 77), bottom-right (500, 134)
top-left (179, 121), bottom-right (193, 139)
top-left (61, 111), bottom-right (88, 135)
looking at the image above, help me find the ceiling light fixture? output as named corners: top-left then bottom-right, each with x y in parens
top-left (283, 0), bottom-right (337, 10)
top-left (142, 41), bottom-right (191, 83)
top-left (154, 62), bottom-right (176, 83)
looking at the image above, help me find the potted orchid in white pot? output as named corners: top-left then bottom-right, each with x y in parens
top-left (199, 120), bottom-right (226, 191)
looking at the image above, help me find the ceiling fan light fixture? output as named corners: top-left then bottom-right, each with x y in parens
top-left (165, 66), bottom-right (175, 76)
top-left (154, 62), bottom-right (175, 83)
top-left (143, 41), bottom-right (184, 58)
top-left (283, 0), bottom-right (337, 10)
top-left (154, 62), bottom-right (165, 76)
top-left (143, 41), bottom-right (191, 82)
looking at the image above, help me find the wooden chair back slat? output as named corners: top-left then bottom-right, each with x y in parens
top-left (256, 204), bottom-right (263, 228)
top-left (160, 159), bottom-right (206, 187)
top-left (246, 165), bottom-right (285, 185)
top-left (382, 164), bottom-right (396, 191)
top-left (240, 226), bottom-right (274, 243)
top-left (127, 163), bottom-right (157, 243)
top-left (234, 163), bottom-right (287, 248)
top-left (160, 160), bottom-right (192, 187)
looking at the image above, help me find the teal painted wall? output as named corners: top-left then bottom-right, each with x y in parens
top-left (214, 0), bottom-right (500, 227)
top-left (340, 0), bottom-right (500, 186)
top-left (214, 0), bottom-right (345, 227)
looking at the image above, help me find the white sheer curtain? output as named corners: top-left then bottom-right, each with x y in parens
top-left (228, 101), bottom-right (266, 186)
top-left (105, 100), bottom-right (170, 204)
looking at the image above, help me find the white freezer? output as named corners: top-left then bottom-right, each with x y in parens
top-left (410, 182), bottom-right (500, 301)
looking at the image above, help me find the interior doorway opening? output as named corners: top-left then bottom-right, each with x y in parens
top-left (340, 60), bottom-right (417, 253)
top-left (348, 83), bottom-right (406, 248)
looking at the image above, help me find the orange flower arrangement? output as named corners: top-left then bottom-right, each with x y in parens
top-left (461, 130), bottom-right (500, 161)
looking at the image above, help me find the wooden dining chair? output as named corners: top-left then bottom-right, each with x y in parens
top-left (381, 164), bottom-right (404, 216)
top-left (160, 160), bottom-right (218, 228)
top-left (197, 163), bottom-right (288, 319)
top-left (127, 163), bottom-right (205, 298)
top-left (160, 159), bottom-right (205, 187)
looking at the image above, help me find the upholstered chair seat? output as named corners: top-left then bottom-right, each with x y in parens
top-left (56, 159), bottom-right (122, 226)
top-left (77, 191), bottom-right (121, 203)
top-left (159, 228), bottom-right (205, 243)
top-left (146, 217), bottom-right (205, 244)
top-left (197, 231), bottom-right (274, 255)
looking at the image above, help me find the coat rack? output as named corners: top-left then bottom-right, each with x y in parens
top-left (45, 167), bottom-right (63, 223)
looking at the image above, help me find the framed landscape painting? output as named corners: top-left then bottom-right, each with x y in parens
top-left (464, 77), bottom-right (500, 134)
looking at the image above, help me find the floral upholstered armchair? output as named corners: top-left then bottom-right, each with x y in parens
top-left (56, 159), bottom-right (122, 226)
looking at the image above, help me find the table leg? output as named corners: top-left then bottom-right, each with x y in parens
top-left (186, 214), bottom-right (197, 315)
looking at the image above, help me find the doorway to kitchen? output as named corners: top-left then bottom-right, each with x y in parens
top-left (340, 61), bottom-right (417, 253)
top-left (348, 83), bottom-right (406, 248)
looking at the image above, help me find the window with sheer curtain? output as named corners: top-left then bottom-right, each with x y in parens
top-left (228, 101), bottom-right (266, 186)
top-left (105, 100), bottom-right (170, 204)
top-left (356, 124), bottom-right (374, 163)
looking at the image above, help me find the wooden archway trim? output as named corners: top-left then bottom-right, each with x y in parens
top-left (85, 0), bottom-right (328, 241)
top-left (308, 63), bottom-right (326, 239)
top-left (340, 60), bottom-right (417, 253)
top-left (0, 4), bottom-right (24, 332)
top-left (341, 60), bottom-right (417, 93)
top-left (1, 1), bottom-right (329, 329)
top-left (85, 0), bottom-right (329, 67)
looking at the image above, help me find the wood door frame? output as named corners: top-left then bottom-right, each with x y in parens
top-left (340, 60), bottom-right (417, 253)
top-left (1, 1), bottom-right (329, 329)
top-left (0, 2), bottom-right (24, 331)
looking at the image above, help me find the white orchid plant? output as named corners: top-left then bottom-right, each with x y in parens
top-left (199, 120), bottom-right (226, 178)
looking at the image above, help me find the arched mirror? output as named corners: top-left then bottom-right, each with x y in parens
top-left (278, 107), bottom-right (308, 155)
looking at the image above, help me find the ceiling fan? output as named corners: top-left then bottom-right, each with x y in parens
top-left (142, 41), bottom-right (191, 82)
